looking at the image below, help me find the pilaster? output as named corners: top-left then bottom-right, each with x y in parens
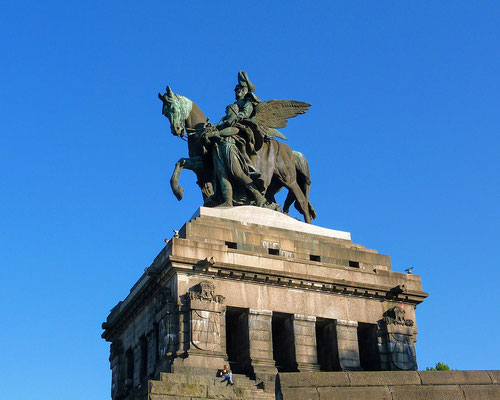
top-left (248, 309), bottom-right (278, 375)
top-left (146, 329), bottom-right (156, 377)
top-left (336, 319), bottom-right (361, 370)
top-left (293, 314), bottom-right (320, 371)
top-left (132, 344), bottom-right (142, 387)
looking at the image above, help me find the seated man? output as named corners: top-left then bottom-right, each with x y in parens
top-left (220, 364), bottom-right (234, 386)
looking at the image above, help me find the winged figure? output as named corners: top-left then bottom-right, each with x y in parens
top-left (252, 99), bottom-right (311, 141)
top-left (159, 71), bottom-right (317, 222)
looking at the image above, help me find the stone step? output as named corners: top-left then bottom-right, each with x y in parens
top-left (156, 371), bottom-right (273, 399)
top-left (223, 374), bottom-right (274, 399)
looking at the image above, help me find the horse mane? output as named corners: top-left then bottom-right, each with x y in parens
top-left (173, 94), bottom-right (193, 122)
top-left (181, 96), bottom-right (208, 127)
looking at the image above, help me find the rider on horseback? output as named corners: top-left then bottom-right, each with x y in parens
top-left (159, 72), bottom-right (314, 221)
top-left (204, 71), bottom-right (267, 207)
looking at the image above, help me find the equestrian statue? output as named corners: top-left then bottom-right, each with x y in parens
top-left (158, 71), bottom-right (317, 223)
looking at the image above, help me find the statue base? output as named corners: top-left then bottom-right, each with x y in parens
top-left (102, 206), bottom-right (428, 399)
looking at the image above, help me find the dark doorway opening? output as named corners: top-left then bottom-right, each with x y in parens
top-left (316, 318), bottom-right (341, 371)
top-left (358, 322), bottom-right (380, 371)
top-left (225, 307), bottom-right (251, 375)
top-left (272, 312), bottom-right (298, 372)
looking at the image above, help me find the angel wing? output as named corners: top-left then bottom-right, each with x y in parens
top-left (253, 100), bottom-right (311, 140)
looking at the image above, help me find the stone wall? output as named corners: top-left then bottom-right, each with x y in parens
top-left (102, 207), bottom-right (429, 399)
top-left (278, 370), bottom-right (500, 400)
top-left (148, 372), bottom-right (274, 400)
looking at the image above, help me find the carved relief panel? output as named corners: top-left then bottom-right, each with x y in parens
top-left (381, 306), bottom-right (417, 371)
top-left (188, 281), bottom-right (225, 352)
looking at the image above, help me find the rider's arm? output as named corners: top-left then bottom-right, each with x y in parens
top-left (218, 127), bottom-right (239, 137)
top-left (217, 111), bottom-right (238, 129)
top-left (236, 100), bottom-right (253, 120)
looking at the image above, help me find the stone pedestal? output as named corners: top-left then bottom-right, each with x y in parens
top-left (336, 320), bottom-right (361, 371)
top-left (102, 206), bottom-right (428, 399)
top-left (248, 309), bottom-right (278, 375)
top-left (293, 314), bottom-right (320, 372)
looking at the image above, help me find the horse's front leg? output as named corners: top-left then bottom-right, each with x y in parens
top-left (170, 156), bottom-right (203, 200)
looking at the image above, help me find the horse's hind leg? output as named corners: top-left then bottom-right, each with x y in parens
top-left (296, 180), bottom-right (317, 220)
top-left (265, 178), bottom-right (282, 205)
top-left (283, 191), bottom-right (295, 214)
top-left (308, 200), bottom-right (317, 220)
top-left (287, 181), bottom-right (311, 223)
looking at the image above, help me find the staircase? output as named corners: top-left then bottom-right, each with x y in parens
top-left (231, 373), bottom-right (275, 399)
top-left (148, 372), bottom-right (275, 400)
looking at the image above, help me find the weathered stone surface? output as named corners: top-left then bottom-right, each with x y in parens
top-left (278, 370), bottom-right (500, 400)
top-left (487, 370), bottom-right (500, 384)
top-left (160, 373), bottom-right (215, 385)
top-left (318, 386), bottom-right (391, 400)
top-left (390, 385), bottom-right (466, 400)
top-left (279, 371), bottom-right (350, 387)
top-left (150, 372), bottom-right (277, 399)
top-left (418, 370), bottom-right (492, 385)
top-left (103, 209), bottom-right (429, 398)
top-left (149, 380), bottom-right (207, 397)
top-left (347, 371), bottom-right (421, 386)
top-left (280, 386), bottom-right (319, 400)
top-left (461, 384), bottom-right (500, 400)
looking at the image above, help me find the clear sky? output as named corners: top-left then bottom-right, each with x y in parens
top-left (1, 1), bottom-right (499, 399)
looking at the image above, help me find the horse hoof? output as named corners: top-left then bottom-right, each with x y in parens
top-left (174, 187), bottom-right (184, 201)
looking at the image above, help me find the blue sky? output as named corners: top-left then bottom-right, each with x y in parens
top-left (1, 1), bottom-right (499, 398)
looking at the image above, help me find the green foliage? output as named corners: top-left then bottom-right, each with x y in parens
top-left (426, 362), bottom-right (451, 371)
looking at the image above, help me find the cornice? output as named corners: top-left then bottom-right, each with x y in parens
top-left (102, 253), bottom-right (428, 342)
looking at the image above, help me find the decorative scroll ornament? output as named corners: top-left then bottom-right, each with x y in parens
top-left (383, 306), bottom-right (414, 327)
top-left (189, 280), bottom-right (225, 303)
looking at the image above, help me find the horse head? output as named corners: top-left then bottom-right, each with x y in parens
top-left (158, 86), bottom-right (193, 137)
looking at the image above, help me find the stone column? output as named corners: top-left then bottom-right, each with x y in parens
top-left (248, 309), bottom-right (278, 375)
top-left (146, 329), bottom-right (157, 377)
top-left (293, 314), bottom-right (320, 371)
top-left (335, 319), bottom-right (361, 370)
top-left (133, 344), bottom-right (142, 386)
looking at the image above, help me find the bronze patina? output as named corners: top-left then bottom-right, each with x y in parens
top-left (158, 71), bottom-right (316, 223)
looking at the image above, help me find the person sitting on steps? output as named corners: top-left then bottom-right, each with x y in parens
top-left (220, 364), bottom-right (234, 386)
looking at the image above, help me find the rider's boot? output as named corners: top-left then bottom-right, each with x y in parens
top-left (246, 182), bottom-right (267, 207)
top-left (218, 180), bottom-right (233, 207)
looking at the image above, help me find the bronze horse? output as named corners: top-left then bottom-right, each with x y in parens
top-left (158, 87), bottom-right (316, 223)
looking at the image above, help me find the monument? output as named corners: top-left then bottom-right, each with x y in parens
top-left (102, 72), bottom-right (499, 400)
